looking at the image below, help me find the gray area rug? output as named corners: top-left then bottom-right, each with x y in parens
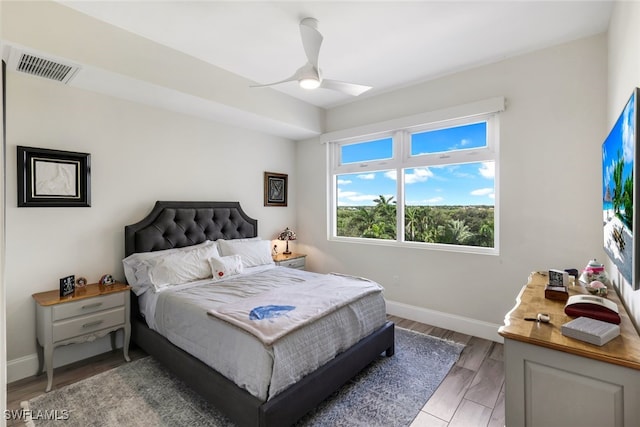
top-left (22, 328), bottom-right (463, 427)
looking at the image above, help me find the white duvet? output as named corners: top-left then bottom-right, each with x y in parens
top-left (138, 265), bottom-right (387, 400)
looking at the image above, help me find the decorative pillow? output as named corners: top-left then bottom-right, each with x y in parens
top-left (208, 255), bottom-right (244, 281)
top-left (122, 241), bottom-right (219, 294)
top-left (217, 239), bottom-right (274, 267)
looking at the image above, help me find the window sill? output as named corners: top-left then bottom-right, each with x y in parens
top-left (328, 236), bottom-right (499, 256)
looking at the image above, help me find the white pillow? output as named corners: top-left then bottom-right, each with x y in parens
top-left (217, 239), bottom-right (274, 267)
top-left (122, 241), bottom-right (219, 294)
top-left (208, 255), bottom-right (244, 281)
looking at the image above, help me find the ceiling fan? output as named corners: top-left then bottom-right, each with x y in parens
top-left (251, 17), bottom-right (372, 96)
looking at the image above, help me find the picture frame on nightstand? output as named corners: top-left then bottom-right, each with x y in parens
top-left (59, 275), bottom-right (75, 297)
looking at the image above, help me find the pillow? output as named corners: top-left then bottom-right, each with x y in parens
top-left (217, 239), bottom-right (274, 268)
top-left (208, 255), bottom-right (244, 281)
top-left (122, 241), bottom-right (219, 294)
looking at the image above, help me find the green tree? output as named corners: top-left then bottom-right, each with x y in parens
top-left (623, 175), bottom-right (634, 230)
top-left (442, 219), bottom-right (474, 245)
top-left (405, 206), bottom-right (420, 241)
top-left (612, 150), bottom-right (625, 216)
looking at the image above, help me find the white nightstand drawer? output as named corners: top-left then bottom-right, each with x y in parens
top-left (279, 257), bottom-right (305, 269)
top-left (53, 307), bottom-right (125, 342)
top-left (53, 292), bottom-right (125, 321)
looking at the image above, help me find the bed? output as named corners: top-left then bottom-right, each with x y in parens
top-left (124, 201), bottom-right (395, 427)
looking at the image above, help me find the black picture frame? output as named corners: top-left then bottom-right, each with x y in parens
top-left (59, 275), bottom-right (75, 297)
top-left (264, 171), bottom-right (288, 207)
top-left (17, 146), bottom-right (91, 207)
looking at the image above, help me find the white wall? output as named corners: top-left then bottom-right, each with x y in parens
top-left (5, 71), bottom-right (297, 381)
top-left (297, 34), bottom-right (608, 340)
top-left (607, 1), bottom-right (640, 329)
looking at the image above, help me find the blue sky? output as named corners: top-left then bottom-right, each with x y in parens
top-left (337, 123), bottom-right (495, 207)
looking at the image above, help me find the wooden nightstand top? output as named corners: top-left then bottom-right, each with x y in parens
top-left (32, 282), bottom-right (130, 306)
top-left (272, 253), bottom-right (306, 263)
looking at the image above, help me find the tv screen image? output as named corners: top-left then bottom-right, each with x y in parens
top-left (603, 88), bottom-right (640, 290)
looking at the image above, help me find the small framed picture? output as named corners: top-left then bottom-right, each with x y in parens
top-left (59, 275), bottom-right (75, 297)
top-left (264, 172), bottom-right (288, 207)
top-left (548, 269), bottom-right (569, 288)
top-left (17, 146), bottom-right (91, 207)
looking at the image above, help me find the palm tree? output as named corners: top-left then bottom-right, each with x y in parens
top-left (405, 206), bottom-right (420, 241)
top-left (444, 219), bottom-right (474, 245)
top-left (351, 207), bottom-right (376, 236)
top-left (373, 195), bottom-right (396, 217)
top-left (612, 150), bottom-right (624, 216)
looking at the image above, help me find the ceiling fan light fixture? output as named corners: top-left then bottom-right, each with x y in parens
top-left (250, 17), bottom-right (373, 96)
top-left (299, 77), bottom-right (320, 90)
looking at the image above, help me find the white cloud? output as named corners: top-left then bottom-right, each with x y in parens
top-left (426, 196), bottom-right (444, 203)
top-left (479, 162), bottom-right (495, 179)
top-left (384, 170), bottom-right (397, 180)
top-left (337, 179), bottom-right (352, 185)
top-left (384, 168), bottom-right (433, 184)
top-left (338, 189), bottom-right (359, 198)
top-left (471, 188), bottom-right (493, 196)
top-left (405, 168), bottom-right (433, 184)
top-left (350, 194), bottom-right (380, 201)
top-left (358, 173), bottom-right (376, 180)
top-left (337, 188), bottom-right (380, 206)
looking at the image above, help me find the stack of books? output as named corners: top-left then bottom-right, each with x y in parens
top-left (561, 316), bottom-right (620, 346)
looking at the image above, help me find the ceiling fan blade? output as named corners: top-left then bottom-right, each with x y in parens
top-left (320, 79), bottom-right (372, 96)
top-left (299, 17), bottom-right (323, 69)
top-left (250, 71), bottom-right (299, 88)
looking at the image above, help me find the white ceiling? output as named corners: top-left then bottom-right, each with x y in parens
top-left (59, 0), bottom-right (614, 109)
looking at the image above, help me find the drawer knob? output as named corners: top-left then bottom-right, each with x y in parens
top-left (82, 320), bottom-right (104, 328)
top-left (82, 302), bottom-right (102, 310)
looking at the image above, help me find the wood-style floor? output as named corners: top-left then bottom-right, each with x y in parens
top-left (387, 316), bottom-right (505, 427)
top-left (6, 316), bottom-right (504, 427)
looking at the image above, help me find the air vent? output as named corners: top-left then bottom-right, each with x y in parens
top-left (7, 48), bottom-right (80, 84)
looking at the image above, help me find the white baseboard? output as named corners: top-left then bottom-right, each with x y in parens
top-left (7, 332), bottom-right (124, 384)
top-left (386, 299), bottom-right (504, 343)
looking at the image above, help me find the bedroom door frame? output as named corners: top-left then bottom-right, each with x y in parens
top-left (1, 50), bottom-right (8, 425)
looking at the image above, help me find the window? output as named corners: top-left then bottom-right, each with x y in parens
top-left (328, 105), bottom-right (500, 254)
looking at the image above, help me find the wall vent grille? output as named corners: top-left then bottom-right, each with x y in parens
top-left (8, 49), bottom-right (80, 84)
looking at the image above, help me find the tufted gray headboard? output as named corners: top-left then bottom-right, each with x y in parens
top-left (124, 201), bottom-right (258, 257)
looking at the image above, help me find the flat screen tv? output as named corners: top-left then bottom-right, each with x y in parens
top-left (603, 87), bottom-right (640, 290)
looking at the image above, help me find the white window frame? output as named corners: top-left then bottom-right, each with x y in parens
top-left (325, 97), bottom-right (504, 255)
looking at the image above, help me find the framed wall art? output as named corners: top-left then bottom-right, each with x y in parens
top-left (264, 171), bottom-right (287, 207)
top-left (602, 88), bottom-right (639, 289)
top-left (17, 146), bottom-right (91, 207)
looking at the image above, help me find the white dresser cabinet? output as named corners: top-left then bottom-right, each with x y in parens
top-left (499, 273), bottom-right (640, 427)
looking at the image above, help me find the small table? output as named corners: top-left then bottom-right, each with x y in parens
top-left (32, 282), bottom-right (131, 392)
top-left (273, 253), bottom-right (306, 270)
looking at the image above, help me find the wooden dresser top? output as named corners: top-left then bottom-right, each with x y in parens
top-left (499, 272), bottom-right (640, 370)
top-left (32, 282), bottom-right (130, 306)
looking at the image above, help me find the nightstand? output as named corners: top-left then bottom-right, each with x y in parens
top-left (273, 253), bottom-right (306, 270)
top-left (32, 282), bottom-right (131, 392)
